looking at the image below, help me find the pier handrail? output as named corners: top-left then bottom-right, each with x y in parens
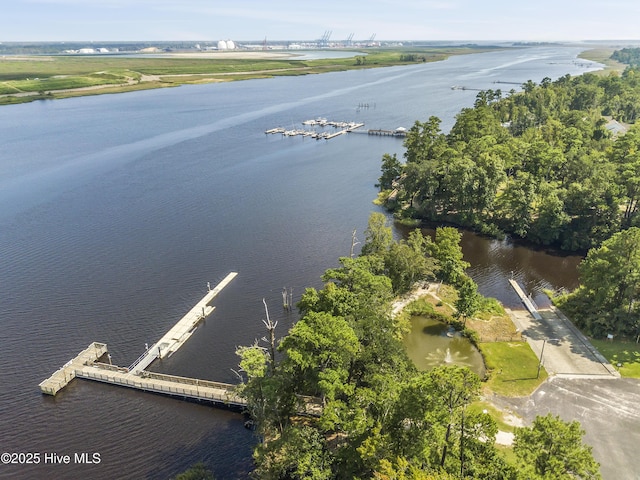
top-left (139, 371), bottom-right (237, 391)
top-left (128, 346), bottom-right (155, 372)
top-left (76, 368), bottom-right (246, 406)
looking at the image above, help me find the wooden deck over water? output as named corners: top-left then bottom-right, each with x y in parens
top-left (39, 271), bottom-right (322, 415)
top-left (75, 365), bottom-right (322, 415)
top-left (39, 342), bottom-right (108, 395)
top-left (40, 273), bottom-right (239, 399)
top-left (77, 364), bottom-right (247, 408)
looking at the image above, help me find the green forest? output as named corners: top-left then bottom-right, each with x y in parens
top-left (611, 47), bottom-right (640, 66)
top-left (378, 62), bottom-right (640, 339)
top-left (380, 67), bottom-right (640, 252)
top-left (234, 214), bottom-right (601, 479)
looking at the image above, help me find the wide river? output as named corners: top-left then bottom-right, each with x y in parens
top-left (0, 46), bottom-right (601, 479)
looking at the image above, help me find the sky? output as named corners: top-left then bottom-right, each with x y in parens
top-left (3, 0), bottom-right (640, 43)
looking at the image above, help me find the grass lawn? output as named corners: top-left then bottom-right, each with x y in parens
top-left (591, 338), bottom-right (640, 378)
top-left (480, 342), bottom-right (547, 397)
top-left (468, 400), bottom-right (518, 432)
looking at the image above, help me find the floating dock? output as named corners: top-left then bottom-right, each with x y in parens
top-left (129, 272), bottom-right (237, 373)
top-left (40, 273), bottom-right (238, 400)
top-left (265, 119), bottom-right (364, 140)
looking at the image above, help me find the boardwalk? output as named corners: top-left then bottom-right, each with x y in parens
top-left (74, 365), bottom-right (322, 415)
top-left (77, 364), bottom-right (246, 408)
top-left (40, 273), bottom-right (239, 397)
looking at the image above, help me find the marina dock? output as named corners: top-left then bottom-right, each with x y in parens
top-left (265, 118), bottom-right (365, 140)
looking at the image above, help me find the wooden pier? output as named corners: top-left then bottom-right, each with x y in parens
top-left (39, 271), bottom-right (323, 415)
top-left (74, 366), bottom-right (322, 415)
top-left (39, 342), bottom-right (108, 395)
top-left (40, 273), bottom-right (239, 399)
top-left (129, 272), bottom-right (238, 373)
top-left (77, 364), bottom-right (247, 408)
top-left (367, 128), bottom-right (407, 137)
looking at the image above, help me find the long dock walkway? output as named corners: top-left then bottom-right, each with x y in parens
top-left (40, 273), bottom-right (239, 400)
top-left (74, 365), bottom-right (322, 415)
top-left (77, 363), bottom-right (246, 408)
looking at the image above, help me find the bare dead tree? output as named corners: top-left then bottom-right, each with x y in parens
top-left (350, 228), bottom-right (360, 257)
top-left (262, 298), bottom-right (278, 372)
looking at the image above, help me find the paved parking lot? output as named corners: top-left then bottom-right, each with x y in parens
top-left (498, 307), bottom-right (638, 479)
top-left (493, 377), bottom-right (640, 480)
top-left (507, 307), bottom-right (618, 377)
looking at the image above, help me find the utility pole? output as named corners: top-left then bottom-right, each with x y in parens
top-left (460, 407), bottom-right (465, 478)
top-left (537, 339), bottom-right (547, 379)
top-left (537, 339), bottom-right (559, 378)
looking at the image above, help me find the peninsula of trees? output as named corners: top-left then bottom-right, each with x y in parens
top-left (611, 47), bottom-right (640, 66)
top-left (379, 55), bottom-right (640, 339)
top-left (380, 66), bottom-right (640, 252)
top-left (235, 214), bottom-right (601, 479)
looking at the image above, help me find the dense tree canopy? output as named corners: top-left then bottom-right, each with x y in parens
top-left (514, 414), bottom-right (601, 480)
top-left (556, 227), bottom-right (640, 338)
top-left (236, 213), bottom-right (601, 479)
top-left (611, 48), bottom-right (640, 67)
top-left (382, 68), bottom-right (640, 251)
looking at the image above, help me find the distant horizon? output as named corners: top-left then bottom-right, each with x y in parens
top-left (2, 39), bottom-right (640, 45)
top-left (4, 1), bottom-right (640, 43)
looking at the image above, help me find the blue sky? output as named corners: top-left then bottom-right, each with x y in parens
top-left (3, 0), bottom-right (640, 42)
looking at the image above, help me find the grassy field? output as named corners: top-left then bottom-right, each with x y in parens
top-left (578, 48), bottom-right (627, 74)
top-left (591, 338), bottom-right (640, 378)
top-left (0, 46), bottom-right (498, 105)
top-left (480, 342), bottom-right (547, 397)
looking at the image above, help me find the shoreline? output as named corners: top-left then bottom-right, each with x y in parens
top-left (0, 46), bottom-right (496, 105)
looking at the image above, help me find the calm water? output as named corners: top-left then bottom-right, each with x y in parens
top-left (403, 316), bottom-right (486, 377)
top-left (0, 46), bottom-right (599, 479)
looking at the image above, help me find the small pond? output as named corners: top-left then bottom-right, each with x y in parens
top-left (404, 316), bottom-right (486, 377)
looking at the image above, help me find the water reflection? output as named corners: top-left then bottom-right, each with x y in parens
top-left (404, 316), bottom-right (486, 377)
top-left (396, 224), bottom-right (583, 308)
